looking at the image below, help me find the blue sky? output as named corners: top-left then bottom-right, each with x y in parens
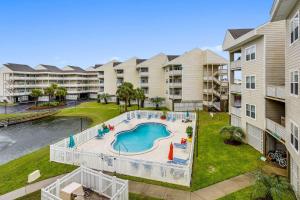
top-left (0, 0), bottom-right (273, 68)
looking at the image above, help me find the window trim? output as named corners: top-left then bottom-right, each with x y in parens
top-left (245, 75), bottom-right (256, 90)
top-left (244, 45), bottom-right (256, 62)
top-left (290, 10), bottom-right (300, 45)
top-left (245, 103), bottom-right (256, 120)
top-left (290, 120), bottom-right (299, 153)
top-left (290, 70), bottom-right (299, 97)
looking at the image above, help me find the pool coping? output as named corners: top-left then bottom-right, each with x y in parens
top-left (108, 122), bottom-right (174, 156)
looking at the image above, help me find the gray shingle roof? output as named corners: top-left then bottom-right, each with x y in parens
top-left (37, 64), bottom-right (63, 72)
top-left (65, 65), bottom-right (87, 73)
top-left (113, 62), bottom-right (122, 67)
top-left (228, 29), bottom-right (254, 39)
top-left (167, 55), bottom-right (179, 61)
top-left (4, 63), bottom-right (35, 72)
top-left (136, 59), bottom-right (147, 64)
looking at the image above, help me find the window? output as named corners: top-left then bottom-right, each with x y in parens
top-left (291, 12), bottom-right (299, 44)
top-left (291, 122), bottom-right (299, 152)
top-left (246, 76), bottom-right (255, 89)
top-left (291, 71), bottom-right (299, 95)
top-left (245, 45), bottom-right (256, 61)
top-left (246, 104), bottom-right (256, 119)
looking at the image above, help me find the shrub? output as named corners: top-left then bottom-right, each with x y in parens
top-left (186, 126), bottom-right (193, 138)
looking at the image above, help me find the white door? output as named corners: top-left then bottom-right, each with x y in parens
top-left (246, 123), bottom-right (264, 153)
top-left (231, 115), bottom-right (241, 128)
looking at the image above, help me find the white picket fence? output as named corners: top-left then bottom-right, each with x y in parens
top-left (50, 110), bottom-right (197, 186)
top-left (41, 166), bottom-right (128, 200)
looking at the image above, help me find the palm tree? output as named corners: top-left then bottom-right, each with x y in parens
top-left (56, 87), bottom-right (67, 102)
top-left (135, 88), bottom-right (146, 109)
top-left (251, 171), bottom-right (296, 200)
top-left (150, 97), bottom-right (165, 110)
top-left (116, 82), bottom-right (134, 112)
top-left (219, 126), bottom-right (245, 145)
top-left (30, 89), bottom-right (43, 106)
top-left (99, 93), bottom-right (111, 104)
top-left (122, 82), bottom-right (135, 107)
top-left (44, 86), bottom-right (55, 102)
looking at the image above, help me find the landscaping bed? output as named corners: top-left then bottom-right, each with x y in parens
top-left (28, 101), bottom-right (66, 110)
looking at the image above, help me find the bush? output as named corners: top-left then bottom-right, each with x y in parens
top-left (186, 126), bottom-right (193, 138)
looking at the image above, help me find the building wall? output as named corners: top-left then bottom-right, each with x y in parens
top-left (285, 1), bottom-right (300, 181)
top-left (102, 62), bottom-right (118, 95)
top-left (116, 58), bottom-right (139, 88)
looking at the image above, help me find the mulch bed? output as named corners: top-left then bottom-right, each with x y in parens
top-left (224, 139), bottom-right (242, 146)
top-left (28, 103), bottom-right (66, 110)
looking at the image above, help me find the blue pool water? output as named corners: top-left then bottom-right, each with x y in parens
top-left (112, 123), bottom-right (170, 153)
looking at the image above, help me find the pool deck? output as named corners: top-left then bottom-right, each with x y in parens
top-left (77, 118), bottom-right (193, 164)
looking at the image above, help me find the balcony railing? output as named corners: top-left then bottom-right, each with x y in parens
top-left (230, 60), bottom-right (241, 70)
top-left (169, 70), bottom-right (182, 76)
top-left (169, 94), bottom-right (182, 99)
top-left (231, 106), bottom-right (241, 117)
top-left (266, 118), bottom-right (286, 142)
top-left (266, 85), bottom-right (285, 100)
top-left (231, 84), bottom-right (241, 93)
top-left (139, 71), bottom-right (149, 77)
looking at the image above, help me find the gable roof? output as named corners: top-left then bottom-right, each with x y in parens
top-left (65, 65), bottom-right (86, 73)
top-left (136, 59), bottom-right (147, 64)
top-left (167, 55), bottom-right (179, 61)
top-left (36, 64), bottom-right (63, 72)
top-left (228, 29), bottom-right (254, 39)
top-left (4, 63), bottom-right (35, 72)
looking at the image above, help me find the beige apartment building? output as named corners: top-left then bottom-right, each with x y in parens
top-left (271, 0), bottom-right (300, 195)
top-left (88, 48), bottom-right (229, 111)
top-left (0, 63), bottom-right (99, 102)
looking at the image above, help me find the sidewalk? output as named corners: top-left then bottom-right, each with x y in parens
top-left (0, 173), bottom-right (254, 200)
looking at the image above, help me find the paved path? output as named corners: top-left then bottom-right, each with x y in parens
top-left (0, 173), bottom-right (254, 200)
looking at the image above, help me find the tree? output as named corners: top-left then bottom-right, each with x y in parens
top-left (122, 82), bottom-right (135, 107)
top-left (150, 97), bottom-right (165, 110)
top-left (30, 89), bottom-right (43, 106)
top-left (116, 82), bottom-right (134, 112)
top-left (219, 126), bottom-right (245, 145)
top-left (56, 87), bottom-right (67, 102)
top-left (135, 88), bottom-right (146, 109)
top-left (99, 93), bottom-right (111, 104)
top-left (44, 84), bottom-right (57, 102)
top-left (251, 171), bottom-right (296, 200)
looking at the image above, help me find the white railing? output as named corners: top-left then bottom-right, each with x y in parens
top-left (50, 111), bottom-right (196, 186)
top-left (231, 106), bottom-right (241, 117)
top-left (231, 84), bottom-right (241, 93)
top-left (41, 166), bottom-right (128, 200)
top-left (266, 118), bottom-right (286, 142)
top-left (266, 85), bottom-right (285, 100)
top-left (230, 60), bottom-right (241, 69)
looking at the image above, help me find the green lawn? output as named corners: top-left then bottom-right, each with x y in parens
top-left (0, 102), bottom-right (263, 196)
top-left (0, 102), bottom-right (16, 106)
top-left (218, 186), bottom-right (254, 200)
top-left (16, 190), bottom-right (162, 200)
top-left (191, 112), bottom-right (263, 191)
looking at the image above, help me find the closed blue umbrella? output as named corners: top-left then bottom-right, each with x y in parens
top-left (68, 134), bottom-right (75, 148)
top-left (186, 111), bottom-right (190, 118)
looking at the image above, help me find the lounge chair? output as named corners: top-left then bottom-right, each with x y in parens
top-left (96, 129), bottom-right (104, 139)
top-left (154, 113), bottom-right (159, 118)
top-left (174, 143), bottom-right (187, 149)
top-left (108, 124), bottom-right (114, 131)
top-left (168, 157), bottom-right (188, 165)
top-left (123, 120), bottom-right (130, 124)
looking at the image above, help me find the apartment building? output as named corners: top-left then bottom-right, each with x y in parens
top-left (0, 63), bottom-right (99, 102)
top-left (223, 20), bottom-right (286, 155)
top-left (87, 49), bottom-right (228, 111)
top-left (163, 48), bottom-right (228, 111)
top-left (271, 0), bottom-right (300, 195)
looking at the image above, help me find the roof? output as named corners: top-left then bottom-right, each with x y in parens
top-left (167, 55), bottom-right (179, 61)
top-left (136, 59), bottom-right (147, 64)
top-left (4, 63), bottom-right (35, 72)
top-left (65, 65), bottom-right (87, 73)
top-left (94, 64), bottom-right (102, 69)
top-left (228, 29), bottom-right (254, 39)
top-left (113, 62), bottom-right (122, 67)
top-left (36, 64), bottom-right (63, 72)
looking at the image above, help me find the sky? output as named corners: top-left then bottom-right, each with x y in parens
top-left (0, 0), bottom-right (273, 69)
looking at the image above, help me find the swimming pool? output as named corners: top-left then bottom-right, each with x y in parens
top-left (112, 123), bottom-right (171, 154)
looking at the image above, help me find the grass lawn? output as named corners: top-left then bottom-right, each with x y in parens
top-left (16, 190), bottom-right (162, 200)
top-left (0, 102), bottom-right (263, 196)
top-left (218, 186), bottom-right (254, 200)
top-left (0, 102), bottom-right (16, 106)
top-left (0, 112), bottom-right (33, 120)
top-left (191, 112), bottom-right (263, 191)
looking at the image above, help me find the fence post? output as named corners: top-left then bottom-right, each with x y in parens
top-left (125, 180), bottom-right (129, 200)
top-left (56, 178), bottom-right (60, 197)
top-left (99, 171), bottom-right (103, 193)
top-left (81, 167), bottom-right (83, 185)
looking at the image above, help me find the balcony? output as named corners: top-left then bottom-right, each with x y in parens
top-left (231, 106), bottom-right (241, 117)
top-left (169, 82), bottom-right (182, 88)
top-left (169, 94), bottom-right (182, 99)
top-left (231, 84), bottom-right (241, 93)
top-left (266, 118), bottom-right (286, 142)
top-left (230, 60), bottom-right (241, 70)
top-left (266, 85), bottom-right (285, 101)
top-left (169, 70), bottom-right (182, 76)
top-left (139, 71), bottom-right (149, 77)
top-left (203, 88), bottom-right (213, 93)
top-left (140, 82), bottom-right (148, 87)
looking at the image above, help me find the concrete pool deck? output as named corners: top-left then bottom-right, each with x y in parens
top-left (77, 118), bottom-right (193, 164)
